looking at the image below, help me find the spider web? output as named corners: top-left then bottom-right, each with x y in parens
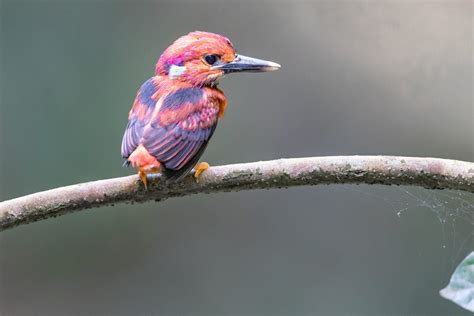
top-left (336, 185), bottom-right (474, 271)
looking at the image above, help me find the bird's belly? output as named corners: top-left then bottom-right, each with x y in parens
top-left (128, 144), bottom-right (161, 172)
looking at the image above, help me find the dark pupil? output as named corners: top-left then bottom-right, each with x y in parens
top-left (205, 54), bottom-right (219, 65)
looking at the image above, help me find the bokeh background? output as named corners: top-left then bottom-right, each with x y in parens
top-left (1, 1), bottom-right (473, 315)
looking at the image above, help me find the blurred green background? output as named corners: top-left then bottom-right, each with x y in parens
top-left (0, 1), bottom-right (473, 315)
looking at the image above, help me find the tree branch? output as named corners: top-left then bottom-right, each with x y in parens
top-left (1, 155), bottom-right (473, 231)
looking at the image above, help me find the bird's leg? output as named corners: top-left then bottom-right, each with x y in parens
top-left (194, 162), bottom-right (210, 179)
top-left (138, 169), bottom-right (149, 190)
top-left (137, 166), bottom-right (161, 190)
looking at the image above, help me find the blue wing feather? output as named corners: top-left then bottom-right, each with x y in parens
top-left (122, 79), bottom-right (219, 180)
top-left (121, 78), bottom-right (159, 159)
top-left (144, 87), bottom-right (219, 179)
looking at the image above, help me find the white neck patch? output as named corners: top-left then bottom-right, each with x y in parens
top-left (169, 64), bottom-right (187, 79)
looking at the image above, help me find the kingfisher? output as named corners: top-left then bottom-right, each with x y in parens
top-left (121, 31), bottom-right (280, 188)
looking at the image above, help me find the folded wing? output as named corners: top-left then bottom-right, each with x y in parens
top-left (121, 81), bottom-right (219, 180)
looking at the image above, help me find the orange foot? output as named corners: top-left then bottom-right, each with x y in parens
top-left (194, 162), bottom-right (210, 180)
top-left (138, 167), bottom-right (160, 190)
top-left (138, 169), bottom-right (149, 190)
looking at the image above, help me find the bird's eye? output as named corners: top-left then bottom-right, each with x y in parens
top-left (204, 54), bottom-right (220, 65)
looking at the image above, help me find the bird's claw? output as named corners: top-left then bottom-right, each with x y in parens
top-left (138, 170), bottom-right (148, 190)
top-left (194, 162), bottom-right (210, 181)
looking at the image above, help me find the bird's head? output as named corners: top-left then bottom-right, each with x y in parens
top-left (155, 31), bottom-right (280, 87)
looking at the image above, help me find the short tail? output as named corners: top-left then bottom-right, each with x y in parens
top-left (161, 166), bottom-right (193, 182)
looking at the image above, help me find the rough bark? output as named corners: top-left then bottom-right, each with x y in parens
top-left (1, 156), bottom-right (473, 231)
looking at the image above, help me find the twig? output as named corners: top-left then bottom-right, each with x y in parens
top-left (1, 156), bottom-right (473, 231)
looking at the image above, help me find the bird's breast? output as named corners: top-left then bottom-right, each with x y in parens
top-left (203, 86), bottom-right (227, 119)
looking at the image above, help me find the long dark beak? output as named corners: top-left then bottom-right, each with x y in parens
top-left (212, 54), bottom-right (281, 73)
